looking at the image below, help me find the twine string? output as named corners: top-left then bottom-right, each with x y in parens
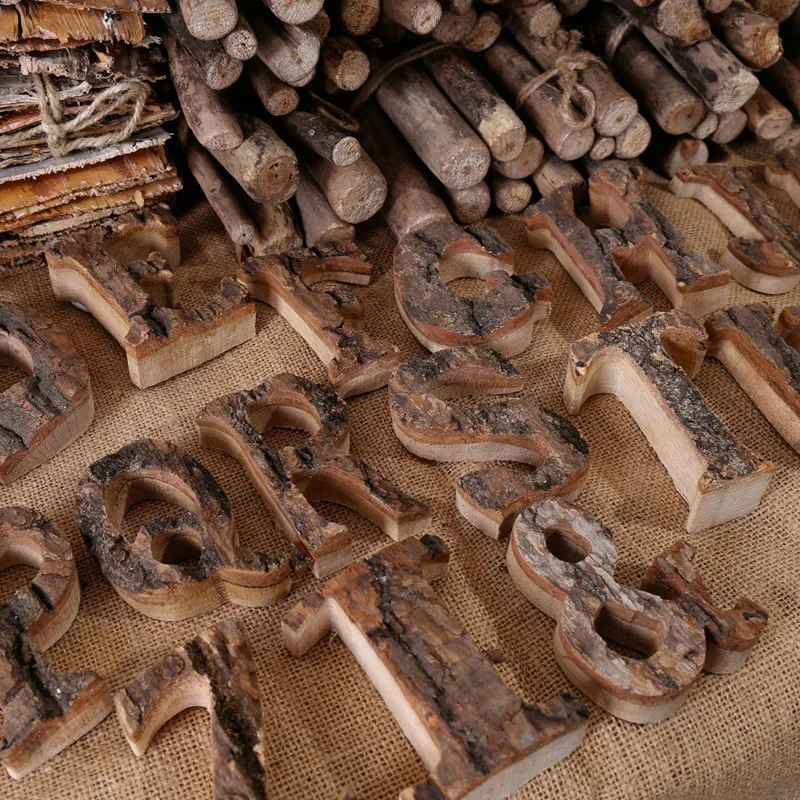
top-left (0, 73), bottom-right (149, 158)
top-left (514, 29), bottom-right (604, 131)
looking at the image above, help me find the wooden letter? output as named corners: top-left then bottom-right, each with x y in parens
top-left (389, 346), bottom-right (590, 538)
top-left (115, 619), bottom-right (268, 799)
top-left (564, 310), bottom-right (775, 532)
top-left (589, 164), bottom-right (731, 318)
top-left (525, 188), bottom-right (651, 329)
top-left (239, 243), bottom-right (400, 397)
top-left (76, 439), bottom-right (292, 620)
top-left (643, 541), bottom-right (767, 674)
top-left (508, 499), bottom-right (706, 723)
top-left (705, 303), bottom-right (800, 453)
top-left (198, 374), bottom-right (431, 578)
top-left (764, 152), bottom-right (800, 211)
top-left (283, 535), bottom-right (589, 799)
top-left (0, 507), bottom-right (112, 779)
top-left (394, 220), bottom-right (552, 356)
top-left (46, 208), bottom-right (256, 389)
top-left (0, 302), bottom-right (93, 484)
top-left (670, 164), bottom-right (800, 294)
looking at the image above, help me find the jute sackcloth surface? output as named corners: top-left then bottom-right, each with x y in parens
top-left (0, 144), bottom-right (798, 800)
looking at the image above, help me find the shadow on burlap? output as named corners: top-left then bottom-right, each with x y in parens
top-left (0, 144), bottom-right (799, 800)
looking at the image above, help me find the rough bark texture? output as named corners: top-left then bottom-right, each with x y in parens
top-left (711, 0), bottom-right (783, 69)
top-left (589, 165), bottom-right (730, 314)
top-left (239, 242), bottom-right (400, 396)
top-left (629, 17), bottom-right (759, 114)
top-left (76, 439), bottom-right (291, 620)
top-left (525, 188), bottom-right (650, 329)
top-left (509, 498), bottom-right (706, 722)
top-left (389, 347), bottom-right (590, 539)
top-left (705, 303), bottom-right (800, 453)
top-left (394, 220), bottom-right (552, 356)
top-left (0, 507), bottom-right (77, 649)
top-left (764, 152), bottom-right (800, 211)
top-left (566, 310), bottom-right (774, 510)
top-left (0, 302), bottom-right (93, 484)
top-left (283, 535), bottom-right (589, 799)
top-left (198, 374), bottom-right (431, 578)
top-left (115, 619), bottom-right (267, 799)
top-left (282, 110), bottom-right (361, 167)
top-left (670, 164), bottom-right (800, 271)
top-left (613, 0), bottom-right (711, 45)
top-left (591, 7), bottom-right (705, 136)
top-left (643, 541), bottom-right (768, 673)
top-left (0, 508), bottom-right (111, 780)
top-left (46, 208), bottom-right (256, 389)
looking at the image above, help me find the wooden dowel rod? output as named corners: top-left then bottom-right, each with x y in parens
top-left (492, 174), bottom-right (532, 213)
top-left (303, 149), bottom-right (387, 224)
top-left (382, 0), bottom-right (442, 34)
top-left (223, 14), bottom-right (257, 60)
top-left (509, 23), bottom-right (638, 137)
top-left (166, 10), bottom-right (243, 90)
top-left (614, 114), bottom-right (651, 158)
top-left (425, 49), bottom-right (526, 162)
top-left (591, 7), bottom-right (706, 136)
top-left (260, 0), bottom-right (324, 25)
top-left (178, 0), bottom-right (237, 41)
top-left (187, 137), bottom-right (256, 246)
top-left (376, 63), bottom-right (490, 190)
top-left (322, 35), bottom-right (369, 91)
top-left (282, 110), bottom-right (361, 166)
top-left (460, 11), bottom-right (502, 51)
top-left (491, 131), bottom-right (544, 178)
top-left (532, 152), bottom-right (587, 201)
top-left (626, 21), bottom-right (758, 114)
top-left (432, 7), bottom-right (477, 42)
top-left (165, 31), bottom-right (242, 150)
top-left (247, 60), bottom-right (299, 116)
top-left (612, 0), bottom-right (711, 47)
top-left (209, 115), bottom-right (299, 204)
top-left (510, 2), bottom-right (561, 37)
top-left (710, 0), bottom-right (783, 70)
top-left (710, 110), bottom-right (748, 144)
top-left (440, 181), bottom-right (491, 224)
top-left (294, 167), bottom-right (355, 246)
top-left (484, 39), bottom-right (594, 161)
top-left (761, 58), bottom-right (800, 119)
top-left (691, 111), bottom-right (720, 140)
top-left (588, 136), bottom-right (616, 160)
top-left (252, 15), bottom-right (320, 87)
top-left (743, 84), bottom-right (793, 141)
top-left (338, 0), bottom-right (380, 36)
top-left (358, 104), bottom-right (452, 240)
top-left (249, 201), bottom-right (303, 255)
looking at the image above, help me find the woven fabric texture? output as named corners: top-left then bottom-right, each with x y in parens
top-left (1, 146), bottom-right (799, 800)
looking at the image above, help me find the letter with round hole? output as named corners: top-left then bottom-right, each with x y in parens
top-left (76, 439), bottom-right (292, 620)
top-left (507, 498), bottom-right (707, 724)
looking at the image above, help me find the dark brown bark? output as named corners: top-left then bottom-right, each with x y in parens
top-left (46, 207), bottom-right (256, 389)
top-left (525, 189), bottom-right (650, 329)
top-left (197, 374), bottom-right (430, 578)
top-left (389, 346), bottom-right (590, 539)
top-left (393, 219), bottom-right (552, 356)
top-left (115, 619), bottom-right (268, 799)
top-left (238, 242), bottom-right (401, 396)
top-left (283, 535), bottom-right (589, 799)
top-left (643, 541), bottom-right (768, 673)
top-left (509, 498), bottom-right (706, 723)
top-left (0, 302), bottom-right (93, 484)
top-left (77, 439), bottom-right (291, 619)
top-left (281, 110), bottom-right (361, 167)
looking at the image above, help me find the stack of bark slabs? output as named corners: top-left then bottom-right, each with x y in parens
top-left (0, 0), bottom-right (180, 275)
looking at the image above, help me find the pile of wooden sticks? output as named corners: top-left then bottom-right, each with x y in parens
top-left (0, 0), bottom-right (182, 273)
top-left (169, 0), bottom-right (800, 254)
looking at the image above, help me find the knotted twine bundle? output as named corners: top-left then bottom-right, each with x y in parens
top-left (513, 29), bottom-right (605, 130)
top-left (0, 72), bottom-right (149, 158)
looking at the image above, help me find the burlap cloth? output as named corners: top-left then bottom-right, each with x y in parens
top-left (1, 144), bottom-right (799, 800)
